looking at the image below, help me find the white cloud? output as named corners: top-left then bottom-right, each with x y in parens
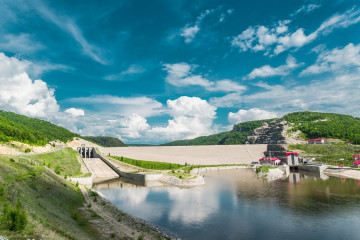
top-left (0, 34), bottom-right (44, 54)
top-left (301, 43), bottom-right (360, 75)
top-left (247, 55), bottom-right (301, 79)
top-left (228, 108), bottom-right (277, 125)
top-left (35, 2), bottom-right (106, 64)
top-left (65, 108), bottom-right (85, 117)
top-left (291, 4), bottom-right (321, 17)
top-left (104, 64), bottom-right (145, 81)
top-left (232, 8), bottom-right (360, 55)
top-left (118, 114), bottom-right (150, 139)
top-left (181, 25), bottom-right (200, 43)
top-left (66, 95), bottom-right (164, 118)
top-left (213, 68), bottom-right (360, 116)
top-left (0, 52), bottom-right (59, 118)
top-left (149, 96), bottom-right (217, 141)
top-left (180, 7), bottom-right (231, 43)
top-left (164, 63), bottom-right (246, 92)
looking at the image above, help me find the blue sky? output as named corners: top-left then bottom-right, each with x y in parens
top-left (0, 0), bottom-right (360, 144)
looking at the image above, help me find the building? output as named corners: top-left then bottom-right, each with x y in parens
top-left (353, 155), bottom-right (360, 161)
top-left (307, 139), bottom-right (325, 144)
top-left (353, 160), bottom-right (360, 168)
top-left (285, 152), bottom-right (299, 166)
top-left (259, 157), bottom-right (281, 166)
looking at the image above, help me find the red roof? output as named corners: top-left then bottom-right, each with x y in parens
top-left (286, 152), bottom-right (298, 156)
top-left (353, 155), bottom-right (360, 158)
top-left (353, 160), bottom-right (360, 165)
top-left (338, 164), bottom-right (344, 167)
top-left (259, 157), bottom-right (280, 161)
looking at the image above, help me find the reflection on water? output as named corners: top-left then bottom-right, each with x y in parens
top-left (94, 170), bottom-right (360, 240)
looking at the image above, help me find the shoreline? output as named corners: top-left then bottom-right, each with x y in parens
top-left (80, 186), bottom-right (182, 240)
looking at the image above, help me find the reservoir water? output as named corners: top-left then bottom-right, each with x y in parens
top-left (94, 169), bottom-right (360, 239)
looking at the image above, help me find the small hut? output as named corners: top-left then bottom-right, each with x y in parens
top-left (353, 160), bottom-right (360, 168)
top-left (259, 157), bottom-right (281, 166)
top-left (285, 152), bottom-right (299, 166)
top-left (353, 155), bottom-right (360, 161)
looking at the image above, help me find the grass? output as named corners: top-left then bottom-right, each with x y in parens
top-left (288, 144), bottom-right (360, 167)
top-left (17, 147), bottom-right (82, 177)
top-left (111, 156), bottom-right (184, 170)
top-left (182, 164), bottom-right (250, 173)
top-left (256, 166), bottom-right (277, 174)
top-left (0, 154), bottom-right (96, 239)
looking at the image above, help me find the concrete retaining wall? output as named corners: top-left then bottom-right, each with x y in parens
top-left (298, 164), bottom-right (327, 172)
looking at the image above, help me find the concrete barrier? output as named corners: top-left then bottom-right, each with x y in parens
top-left (298, 164), bottom-right (327, 172)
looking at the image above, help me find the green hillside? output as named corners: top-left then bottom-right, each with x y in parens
top-left (162, 119), bottom-right (275, 146)
top-left (284, 111), bottom-right (360, 143)
top-left (0, 150), bottom-right (95, 239)
top-left (83, 136), bottom-right (127, 147)
top-left (0, 111), bottom-right (78, 146)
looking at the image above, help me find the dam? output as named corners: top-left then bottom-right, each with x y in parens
top-left (101, 144), bottom-right (268, 165)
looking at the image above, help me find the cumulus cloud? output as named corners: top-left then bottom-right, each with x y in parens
top-left (228, 108), bottom-right (277, 125)
top-left (118, 114), bottom-right (150, 139)
top-left (65, 108), bottom-right (85, 117)
top-left (301, 43), bottom-right (360, 75)
top-left (0, 52), bottom-right (59, 118)
top-left (232, 7), bottom-right (360, 55)
top-left (247, 55), bottom-right (301, 79)
top-left (164, 63), bottom-right (246, 92)
top-left (149, 96), bottom-right (217, 141)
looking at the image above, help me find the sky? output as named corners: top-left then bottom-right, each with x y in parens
top-left (0, 0), bottom-right (360, 144)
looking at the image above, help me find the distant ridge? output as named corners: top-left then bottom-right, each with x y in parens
top-left (162, 119), bottom-right (275, 146)
top-left (162, 111), bottom-right (360, 146)
top-left (0, 110), bottom-right (126, 147)
top-left (83, 136), bottom-right (127, 147)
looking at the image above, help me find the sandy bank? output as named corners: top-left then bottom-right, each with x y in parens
top-left (101, 144), bottom-right (267, 165)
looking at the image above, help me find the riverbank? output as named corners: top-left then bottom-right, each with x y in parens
top-left (325, 168), bottom-right (360, 180)
top-left (81, 186), bottom-right (179, 240)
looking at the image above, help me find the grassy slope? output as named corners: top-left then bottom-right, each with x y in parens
top-left (0, 111), bottom-right (77, 146)
top-left (82, 136), bottom-right (127, 147)
top-left (111, 156), bottom-right (184, 170)
top-left (288, 144), bottom-right (360, 166)
top-left (20, 148), bottom-right (82, 177)
top-left (162, 119), bottom-right (276, 146)
top-left (0, 152), bottom-right (96, 239)
top-left (284, 111), bottom-right (360, 143)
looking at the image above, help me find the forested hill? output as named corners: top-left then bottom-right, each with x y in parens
top-left (0, 111), bottom-right (126, 147)
top-left (162, 119), bottom-right (275, 146)
top-left (163, 111), bottom-right (360, 146)
top-left (284, 111), bottom-right (360, 144)
top-left (0, 111), bottom-right (78, 145)
top-left (82, 136), bottom-right (127, 147)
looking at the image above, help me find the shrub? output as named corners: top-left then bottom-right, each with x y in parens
top-left (24, 148), bottom-right (31, 153)
top-left (1, 200), bottom-right (28, 232)
top-left (10, 158), bottom-right (15, 162)
top-left (138, 234), bottom-right (144, 240)
top-left (54, 165), bottom-right (61, 175)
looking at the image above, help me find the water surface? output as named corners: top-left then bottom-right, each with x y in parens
top-left (94, 170), bottom-right (360, 240)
